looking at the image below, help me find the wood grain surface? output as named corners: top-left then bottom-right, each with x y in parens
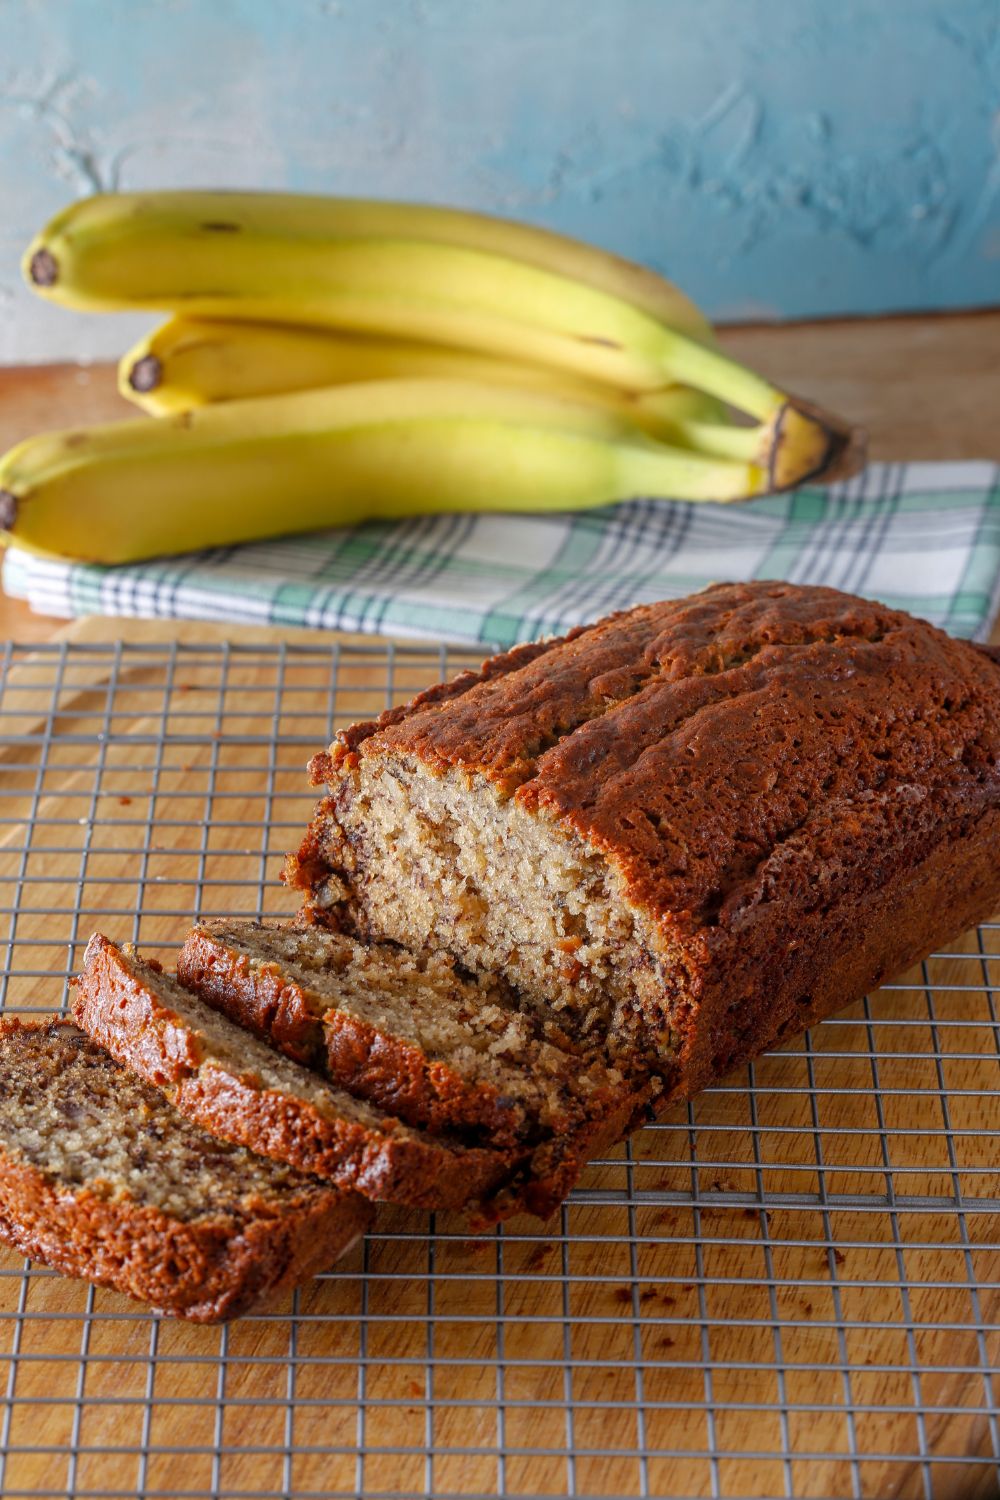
top-left (0, 315), bottom-right (998, 1497)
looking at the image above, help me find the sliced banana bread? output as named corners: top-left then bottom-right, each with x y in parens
top-left (75, 933), bottom-right (524, 1213)
top-left (0, 1018), bottom-right (372, 1321)
top-left (286, 581), bottom-right (1000, 1099)
top-left (176, 919), bottom-right (629, 1145)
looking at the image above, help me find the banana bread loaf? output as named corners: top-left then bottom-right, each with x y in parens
top-left (176, 919), bottom-right (632, 1145)
top-left (287, 581), bottom-right (1000, 1099)
top-left (0, 1018), bottom-right (372, 1321)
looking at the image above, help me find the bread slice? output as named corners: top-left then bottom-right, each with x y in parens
top-left (74, 934), bottom-right (521, 1213)
top-left (177, 919), bottom-right (628, 1146)
top-left (0, 1017), bottom-right (372, 1322)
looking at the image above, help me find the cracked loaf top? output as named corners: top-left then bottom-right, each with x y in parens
top-left (324, 581), bottom-right (1000, 946)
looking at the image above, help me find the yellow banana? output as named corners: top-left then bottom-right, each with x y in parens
top-left (0, 377), bottom-right (773, 566)
top-left (25, 193), bottom-right (863, 488)
top-left (120, 316), bottom-right (736, 450)
top-left (28, 191), bottom-right (714, 343)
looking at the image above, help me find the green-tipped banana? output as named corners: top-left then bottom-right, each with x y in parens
top-left (0, 378), bottom-right (772, 566)
top-left (26, 192), bottom-right (864, 490)
top-left (120, 315), bottom-right (740, 450)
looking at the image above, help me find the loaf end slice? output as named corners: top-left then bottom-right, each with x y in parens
top-left (74, 934), bottom-right (522, 1213)
top-left (177, 919), bottom-right (629, 1146)
top-left (0, 1018), bottom-right (371, 1321)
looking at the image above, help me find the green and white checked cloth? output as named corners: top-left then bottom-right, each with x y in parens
top-left (5, 460), bottom-right (1000, 647)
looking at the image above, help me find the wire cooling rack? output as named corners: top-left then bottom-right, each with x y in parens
top-left (0, 632), bottom-right (996, 1500)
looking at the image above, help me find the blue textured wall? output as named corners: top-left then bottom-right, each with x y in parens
top-left (2, 0), bottom-right (999, 362)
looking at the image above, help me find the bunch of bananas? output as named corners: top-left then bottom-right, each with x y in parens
top-left (1, 192), bottom-right (863, 564)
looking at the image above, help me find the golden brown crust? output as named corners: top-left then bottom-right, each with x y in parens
top-left (0, 1018), bottom-right (371, 1322)
top-left (75, 934), bottom-right (523, 1212)
top-left (321, 630), bottom-right (587, 769)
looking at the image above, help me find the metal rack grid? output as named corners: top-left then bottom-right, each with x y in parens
top-left (0, 634), bottom-right (996, 1500)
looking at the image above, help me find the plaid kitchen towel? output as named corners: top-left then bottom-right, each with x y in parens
top-left (5, 460), bottom-right (1000, 647)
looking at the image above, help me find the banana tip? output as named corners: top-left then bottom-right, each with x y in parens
top-left (0, 491), bottom-right (18, 533)
top-left (817, 418), bottom-right (868, 485)
top-left (128, 354), bottom-right (163, 394)
top-left (770, 398), bottom-right (867, 492)
top-left (27, 248), bottom-right (59, 288)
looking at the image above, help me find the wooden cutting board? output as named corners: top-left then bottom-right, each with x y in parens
top-left (0, 614), bottom-right (996, 1500)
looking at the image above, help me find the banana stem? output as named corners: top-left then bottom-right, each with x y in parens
top-left (658, 334), bottom-right (781, 422)
top-left (615, 441), bottom-right (764, 503)
top-left (679, 420), bottom-right (764, 463)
